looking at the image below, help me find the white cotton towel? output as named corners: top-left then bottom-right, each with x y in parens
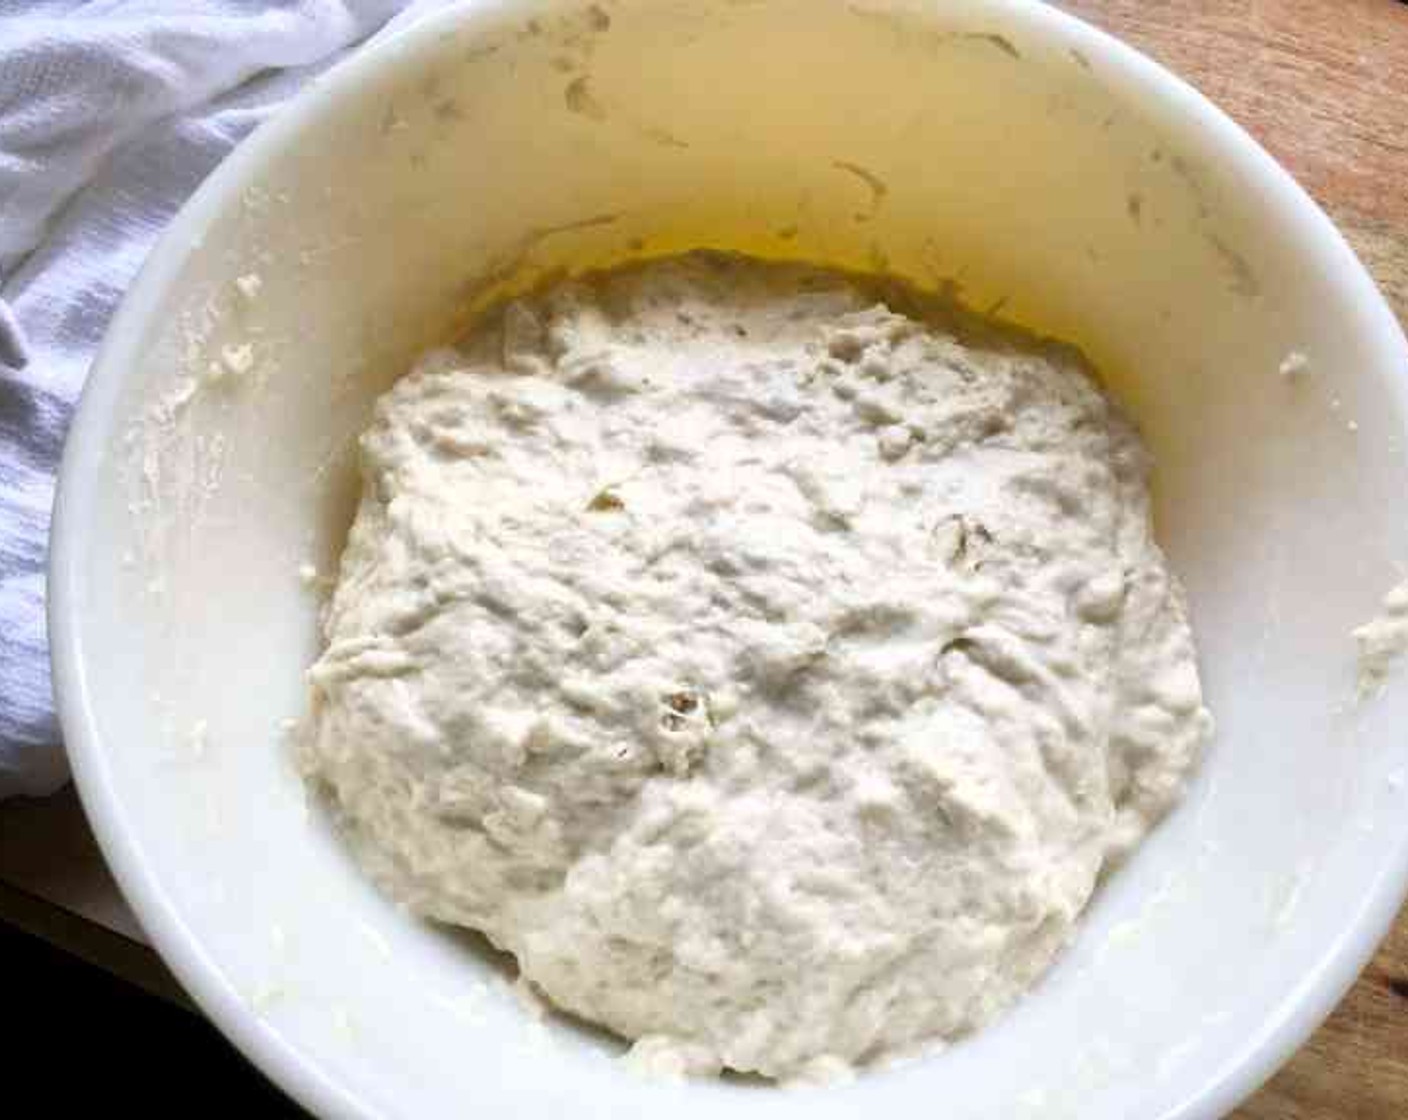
top-left (0, 0), bottom-right (448, 799)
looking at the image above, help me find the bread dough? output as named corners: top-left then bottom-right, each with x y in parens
top-left (299, 252), bottom-right (1211, 1080)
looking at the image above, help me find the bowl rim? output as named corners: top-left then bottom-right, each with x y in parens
top-left (48, 1), bottom-right (1408, 1118)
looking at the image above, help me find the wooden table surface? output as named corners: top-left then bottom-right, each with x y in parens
top-left (1054, 2), bottom-right (1408, 1117)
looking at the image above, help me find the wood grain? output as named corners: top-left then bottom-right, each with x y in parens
top-left (1053, 2), bottom-right (1408, 1117)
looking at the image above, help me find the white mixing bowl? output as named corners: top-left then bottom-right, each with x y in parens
top-left (49, 1), bottom-right (1408, 1117)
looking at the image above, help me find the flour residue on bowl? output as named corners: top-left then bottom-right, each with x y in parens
top-left (1354, 575), bottom-right (1408, 698)
top-left (122, 266), bottom-right (281, 607)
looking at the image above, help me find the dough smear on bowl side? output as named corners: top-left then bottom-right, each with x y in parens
top-left (1354, 576), bottom-right (1408, 698)
top-left (298, 251), bottom-right (1213, 1080)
